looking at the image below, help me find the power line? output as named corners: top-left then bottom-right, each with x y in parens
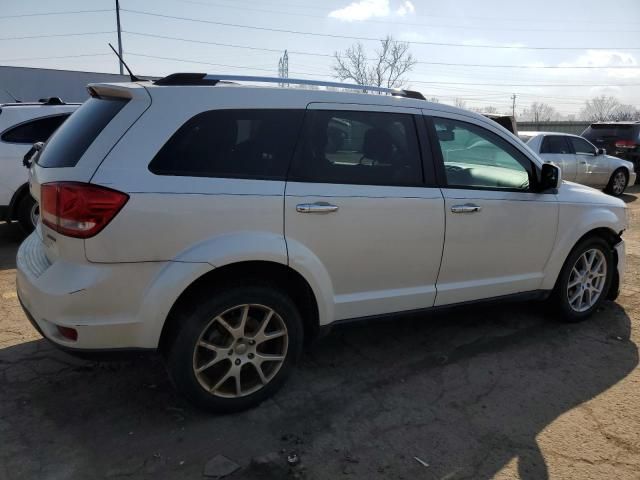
top-left (0, 9), bottom-right (112, 19)
top-left (175, 0), bottom-right (640, 34)
top-left (125, 52), bottom-right (640, 88)
top-left (121, 9), bottom-right (640, 50)
top-left (124, 32), bottom-right (640, 69)
top-left (0, 31), bottom-right (115, 41)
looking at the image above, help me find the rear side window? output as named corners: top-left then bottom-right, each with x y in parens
top-left (541, 136), bottom-right (571, 154)
top-left (1, 114), bottom-right (70, 144)
top-left (38, 97), bottom-right (128, 168)
top-left (149, 109), bottom-right (304, 180)
top-left (289, 110), bottom-right (423, 186)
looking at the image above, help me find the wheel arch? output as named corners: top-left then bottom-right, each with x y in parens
top-left (6, 182), bottom-right (30, 221)
top-left (158, 260), bottom-right (321, 355)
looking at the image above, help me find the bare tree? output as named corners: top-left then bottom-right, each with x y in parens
top-left (611, 104), bottom-right (640, 121)
top-left (333, 36), bottom-right (416, 89)
top-left (454, 98), bottom-right (467, 109)
top-left (522, 102), bottom-right (556, 123)
top-left (580, 95), bottom-right (621, 121)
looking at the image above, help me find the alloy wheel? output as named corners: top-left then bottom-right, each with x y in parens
top-left (192, 304), bottom-right (288, 398)
top-left (612, 171), bottom-right (626, 195)
top-left (566, 248), bottom-right (607, 313)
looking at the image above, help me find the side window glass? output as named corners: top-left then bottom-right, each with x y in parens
top-left (433, 118), bottom-right (532, 191)
top-left (1, 114), bottom-right (70, 144)
top-left (149, 109), bottom-right (304, 180)
top-left (291, 110), bottom-right (423, 186)
top-left (569, 137), bottom-right (595, 155)
top-left (540, 136), bottom-right (570, 154)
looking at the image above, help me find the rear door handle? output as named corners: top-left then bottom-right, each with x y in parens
top-left (296, 202), bottom-right (339, 214)
top-left (451, 203), bottom-right (482, 214)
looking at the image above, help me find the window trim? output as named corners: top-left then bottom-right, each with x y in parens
top-left (287, 109), bottom-right (427, 188)
top-left (541, 135), bottom-right (572, 155)
top-left (0, 113), bottom-right (72, 145)
top-left (427, 115), bottom-right (541, 193)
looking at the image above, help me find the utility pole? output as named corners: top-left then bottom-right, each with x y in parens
top-left (115, 0), bottom-right (124, 75)
top-left (511, 93), bottom-right (517, 118)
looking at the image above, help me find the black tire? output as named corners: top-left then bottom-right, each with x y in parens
top-left (605, 168), bottom-right (628, 197)
top-left (15, 194), bottom-right (38, 234)
top-left (552, 236), bottom-right (614, 322)
top-left (165, 285), bottom-right (303, 412)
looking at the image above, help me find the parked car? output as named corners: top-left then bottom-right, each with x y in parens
top-left (519, 131), bottom-right (636, 196)
top-left (581, 121), bottom-right (640, 169)
top-left (17, 75), bottom-right (628, 412)
top-left (0, 98), bottom-right (79, 231)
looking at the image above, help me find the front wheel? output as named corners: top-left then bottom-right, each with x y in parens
top-left (553, 237), bottom-right (613, 322)
top-left (165, 285), bottom-right (303, 412)
top-left (606, 168), bottom-right (628, 197)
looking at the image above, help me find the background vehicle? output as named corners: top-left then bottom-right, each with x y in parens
top-left (519, 131), bottom-right (636, 196)
top-left (581, 122), bottom-right (640, 170)
top-left (17, 75), bottom-right (627, 412)
top-left (0, 98), bottom-right (79, 232)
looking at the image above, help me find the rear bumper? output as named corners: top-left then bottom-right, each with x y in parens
top-left (16, 233), bottom-right (166, 350)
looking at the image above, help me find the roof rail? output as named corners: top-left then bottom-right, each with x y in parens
top-left (154, 73), bottom-right (425, 100)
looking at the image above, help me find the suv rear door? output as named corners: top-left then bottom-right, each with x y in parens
top-left (284, 103), bottom-right (444, 321)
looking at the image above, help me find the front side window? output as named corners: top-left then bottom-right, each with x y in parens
top-left (149, 109), bottom-right (304, 180)
top-left (1, 114), bottom-right (70, 144)
top-left (289, 110), bottom-right (423, 186)
top-left (433, 118), bottom-right (532, 191)
top-left (540, 136), bottom-right (571, 154)
top-left (569, 137), bottom-right (596, 155)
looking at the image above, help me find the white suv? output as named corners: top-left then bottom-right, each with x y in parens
top-left (0, 99), bottom-right (79, 231)
top-left (16, 75), bottom-right (627, 411)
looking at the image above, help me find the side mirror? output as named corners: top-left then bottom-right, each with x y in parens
top-left (597, 147), bottom-right (606, 155)
top-left (539, 163), bottom-right (561, 191)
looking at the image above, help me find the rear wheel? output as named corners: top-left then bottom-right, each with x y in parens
top-left (605, 168), bottom-right (628, 197)
top-left (15, 194), bottom-right (38, 234)
top-left (553, 237), bottom-right (613, 322)
top-left (165, 285), bottom-right (303, 412)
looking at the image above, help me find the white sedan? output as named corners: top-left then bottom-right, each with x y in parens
top-left (519, 131), bottom-right (636, 196)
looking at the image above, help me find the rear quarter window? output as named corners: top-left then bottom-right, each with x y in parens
top-left (1, 114), bottom-right (70, 144)
top-left (149, 109), bottom-right (304, 180)
top-left (38, 97), bottom-right (128, 168)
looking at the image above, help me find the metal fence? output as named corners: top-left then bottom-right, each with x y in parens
top-left (517, 121), bottom-right (591, 135)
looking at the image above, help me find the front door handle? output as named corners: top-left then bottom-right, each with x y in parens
top-left (451, 203), bottom-right (482, 214)
top-left (296, 202), bottom-right (339, 214)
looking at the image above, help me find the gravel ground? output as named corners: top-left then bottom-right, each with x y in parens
top-left (1, 187), bottom-right (639, 480)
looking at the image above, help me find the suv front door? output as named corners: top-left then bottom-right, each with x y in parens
top-left (285, 104), bottom-right (444, 321)
top-left (426, 113), bottom-right (558, 306)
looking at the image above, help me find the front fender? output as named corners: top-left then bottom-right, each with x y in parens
top-left (541, 204), bottom-right (626, 290)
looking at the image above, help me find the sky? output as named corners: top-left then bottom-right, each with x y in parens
top-left (1, 0), bottom-right (639, 116)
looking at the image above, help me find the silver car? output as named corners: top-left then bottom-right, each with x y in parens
top-left (519, 131), bottom-right (636, 196)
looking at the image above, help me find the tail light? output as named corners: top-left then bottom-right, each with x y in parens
top-left (615, 140), bottom-right (636, 149)
top-left (41, 182), bottom-right (129, 238)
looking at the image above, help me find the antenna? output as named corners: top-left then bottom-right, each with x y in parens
top-left (2, 87), bottom-right (20, 102)
top-left (108, 43), bottom-right (140, 82)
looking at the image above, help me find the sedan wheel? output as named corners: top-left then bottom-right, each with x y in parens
top-left (607, 169), bottom-right (628, 196)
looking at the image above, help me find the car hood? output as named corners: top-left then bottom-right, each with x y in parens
top-left (557, 180), bottom-right (626, 208)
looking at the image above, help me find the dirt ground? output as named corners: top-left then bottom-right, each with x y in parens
top-left (1, 187), bottom-right (639, 480)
